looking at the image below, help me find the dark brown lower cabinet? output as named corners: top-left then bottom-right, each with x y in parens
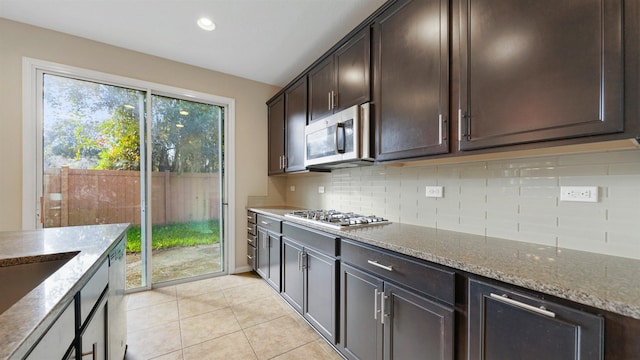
top-left (468, 279), bottom-right (604, 360)
top-left (256, 228), bottom-right (281, 291)
top-left (340, 259), bottom-right (454, 360)
top-left (281, 223), bottom-right (339, 344)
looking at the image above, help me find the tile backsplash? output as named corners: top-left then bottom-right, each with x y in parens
top-left (285, 149), bottom-right (640, 259)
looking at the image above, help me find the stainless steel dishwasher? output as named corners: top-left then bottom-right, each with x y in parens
top-left (108, 237), bottom-right (127, 359)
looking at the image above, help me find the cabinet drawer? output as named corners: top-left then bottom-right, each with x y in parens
top-left (247, 224), bottom-right (256, 236)
top-left (79, 260), bottom-right (108, 326)
top-left (256, 214), bottom-right (282, 233)
top-left (283, 222), bottom-right (339, 257)
top-left (341, 239), bottom-right (455, 305)
top-left (247, 244), bottom-right (257, 271)
top-left (247, 233), bottom-right (257, 247)
top-left (247, 211), bottom-right (257, 224)
top-left (468, 278), bottom-right (604, 359)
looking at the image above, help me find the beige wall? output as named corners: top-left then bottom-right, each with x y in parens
top-left (0, 18), bottom-right (280, 271)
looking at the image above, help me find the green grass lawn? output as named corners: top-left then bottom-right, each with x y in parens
top-left (126, 220), bottom-right (220, 253)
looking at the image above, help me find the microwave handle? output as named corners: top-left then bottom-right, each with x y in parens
top-left (335, 122), bottom-right (346, 153)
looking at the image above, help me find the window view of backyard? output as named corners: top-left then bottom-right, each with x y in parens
top-left (42, 74), bottom-right (224, 288)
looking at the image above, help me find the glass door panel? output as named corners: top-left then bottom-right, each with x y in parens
top-left (149, 95), bottom-right (224, 283)
top-left (42, 73), bottom-right (147, 289)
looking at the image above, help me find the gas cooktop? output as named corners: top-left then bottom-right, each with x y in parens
top-left (284, 209), bottom-right (390, 230)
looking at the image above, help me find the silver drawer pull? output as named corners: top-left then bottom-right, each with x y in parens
top-left (247, 255), bottom-right (253, 260)
top-left (247, 227), bottom-right (253, 232)
top-left (261, 221), bottom-right (269, 225)
top-left (367, 260), bottom-right (393, 272)
top-left (489, 293), bottom-right (556, 318)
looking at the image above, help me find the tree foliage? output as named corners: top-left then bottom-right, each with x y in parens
top-left (95, 107), bottom-right (141, 170)
top-left (43, 74), bottom-right (222, 173)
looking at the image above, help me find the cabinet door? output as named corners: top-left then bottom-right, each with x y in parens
top-left (281, 239), bottom-right (304, 314)
top-left (267, 94), bottom-right (285, 175)
top-left (384, 283), bottom-right (454, 360)
top-left (267, 233), bottom-right (281, 291)
top-left (458, 0), bottom-right (624, 150)
top-left (335, 28), bottom-right (371, 113)
top-left (284, 77), bottom-right (307, 172)
top-left (308, 56), bottom-right (335, 122)
top-left (303, 247), bottom-right (338, 344)
top-left (80, 295), bottom-right (107, 360)
top-left (256, 228), bottom-right (269, 280)
top-left (468, 279), bottom-right (604, 360)
top-left (374, 0), bottom-right (450, 161)
top-left (340, 263), bottom-right (384, 360)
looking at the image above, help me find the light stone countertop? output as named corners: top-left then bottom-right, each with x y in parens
top-left (249, 207), bottom-right (640, 320)
top-left (0, 224), bottom-right (129, 360)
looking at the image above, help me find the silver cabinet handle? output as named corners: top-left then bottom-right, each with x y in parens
top-left (439, 114), bottom-right (446, 144)
top-left (374, 288), bottom-right (380, 320)
top-left (260, 221), bottom-right (269, 225)
top-left (380, 293), bottom-right (387, 325)
top-left (301, 252), bottom-right (307, 270)
top-left (328, 92), bottom-right (332, 110)
top-left (247, 227), bottom-right (253, 232)
top-left (247, 254), bottom-right (253, 260)
top-left (367, 260), bottom-right (393, 272)
top-left (489, 293), bottom-right (556, 318)
top-left (458, 109), bottom-right (463, 142)
top-left (297, 251), bottom-right (302, 271)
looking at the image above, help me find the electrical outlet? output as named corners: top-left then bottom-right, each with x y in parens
top-left (426, 186), bottom-right (444, 198)
top-left (290, 185), bottom-right (295, 192)
top-left (560, 186), bottom-right (598, 202)
top-left (318, 186), bottom-right (325, 194)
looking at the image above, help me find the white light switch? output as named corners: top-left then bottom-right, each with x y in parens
top-left (426, 186), bottom-right (444, 198)
top-left (318, 186), bottom-right (325, 194)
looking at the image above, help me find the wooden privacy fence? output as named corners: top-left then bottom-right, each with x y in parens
top-left (43, 167), bottom-right (220, 228)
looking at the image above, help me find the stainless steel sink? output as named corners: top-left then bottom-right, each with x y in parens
top-left (0, 252), bottom-right (78, 314)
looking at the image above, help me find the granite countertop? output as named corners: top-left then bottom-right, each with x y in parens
top-left (0, 224), bottom-right (129, 360)
top-left (249, 207), bottom-right (640, 320)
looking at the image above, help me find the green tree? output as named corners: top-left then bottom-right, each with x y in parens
top-left (95, 106), bottom-right (140, 170)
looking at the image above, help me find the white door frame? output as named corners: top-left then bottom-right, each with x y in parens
top-left (22, 57), bottom-right (236, 283)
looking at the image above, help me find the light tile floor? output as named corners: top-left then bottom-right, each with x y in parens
top-left (124, 272), bottom-right (343, 360)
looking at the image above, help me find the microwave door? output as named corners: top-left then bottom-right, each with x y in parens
top-left (305, 121), bottom-right (344, 166)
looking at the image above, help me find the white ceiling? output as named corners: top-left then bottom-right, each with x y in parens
top-left (0, 0), bottom-right (387, 86)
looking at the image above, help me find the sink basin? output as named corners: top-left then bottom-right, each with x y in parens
top-left (0, 252), bottom-right (78, 314)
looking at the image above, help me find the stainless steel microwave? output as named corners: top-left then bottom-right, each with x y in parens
top-left (304, 103), bottom-right (373, 170)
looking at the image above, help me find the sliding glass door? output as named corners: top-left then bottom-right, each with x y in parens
top-left (149, 95), bottom-right (224, 283)
top-left (40, 72), bottom-right (225, 289)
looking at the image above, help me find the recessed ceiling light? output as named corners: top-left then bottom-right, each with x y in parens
top-left (197, 17), bottom-right (216, 31)
top-left (179, 110), bottom-right (189, 115)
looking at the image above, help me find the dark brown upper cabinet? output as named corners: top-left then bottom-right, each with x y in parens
top-left (458, 0), bottom-right (624, 151)
top-left (308, 28), bottom-right (371, 122)
top-left (284, 77), bottom-right (307, 172)
top-left (267, 78), bottom-right (308, 175)
top-left (267, 94), bottom-right (285, 175)
top-left (373, 0), bottom-right (450, 162)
